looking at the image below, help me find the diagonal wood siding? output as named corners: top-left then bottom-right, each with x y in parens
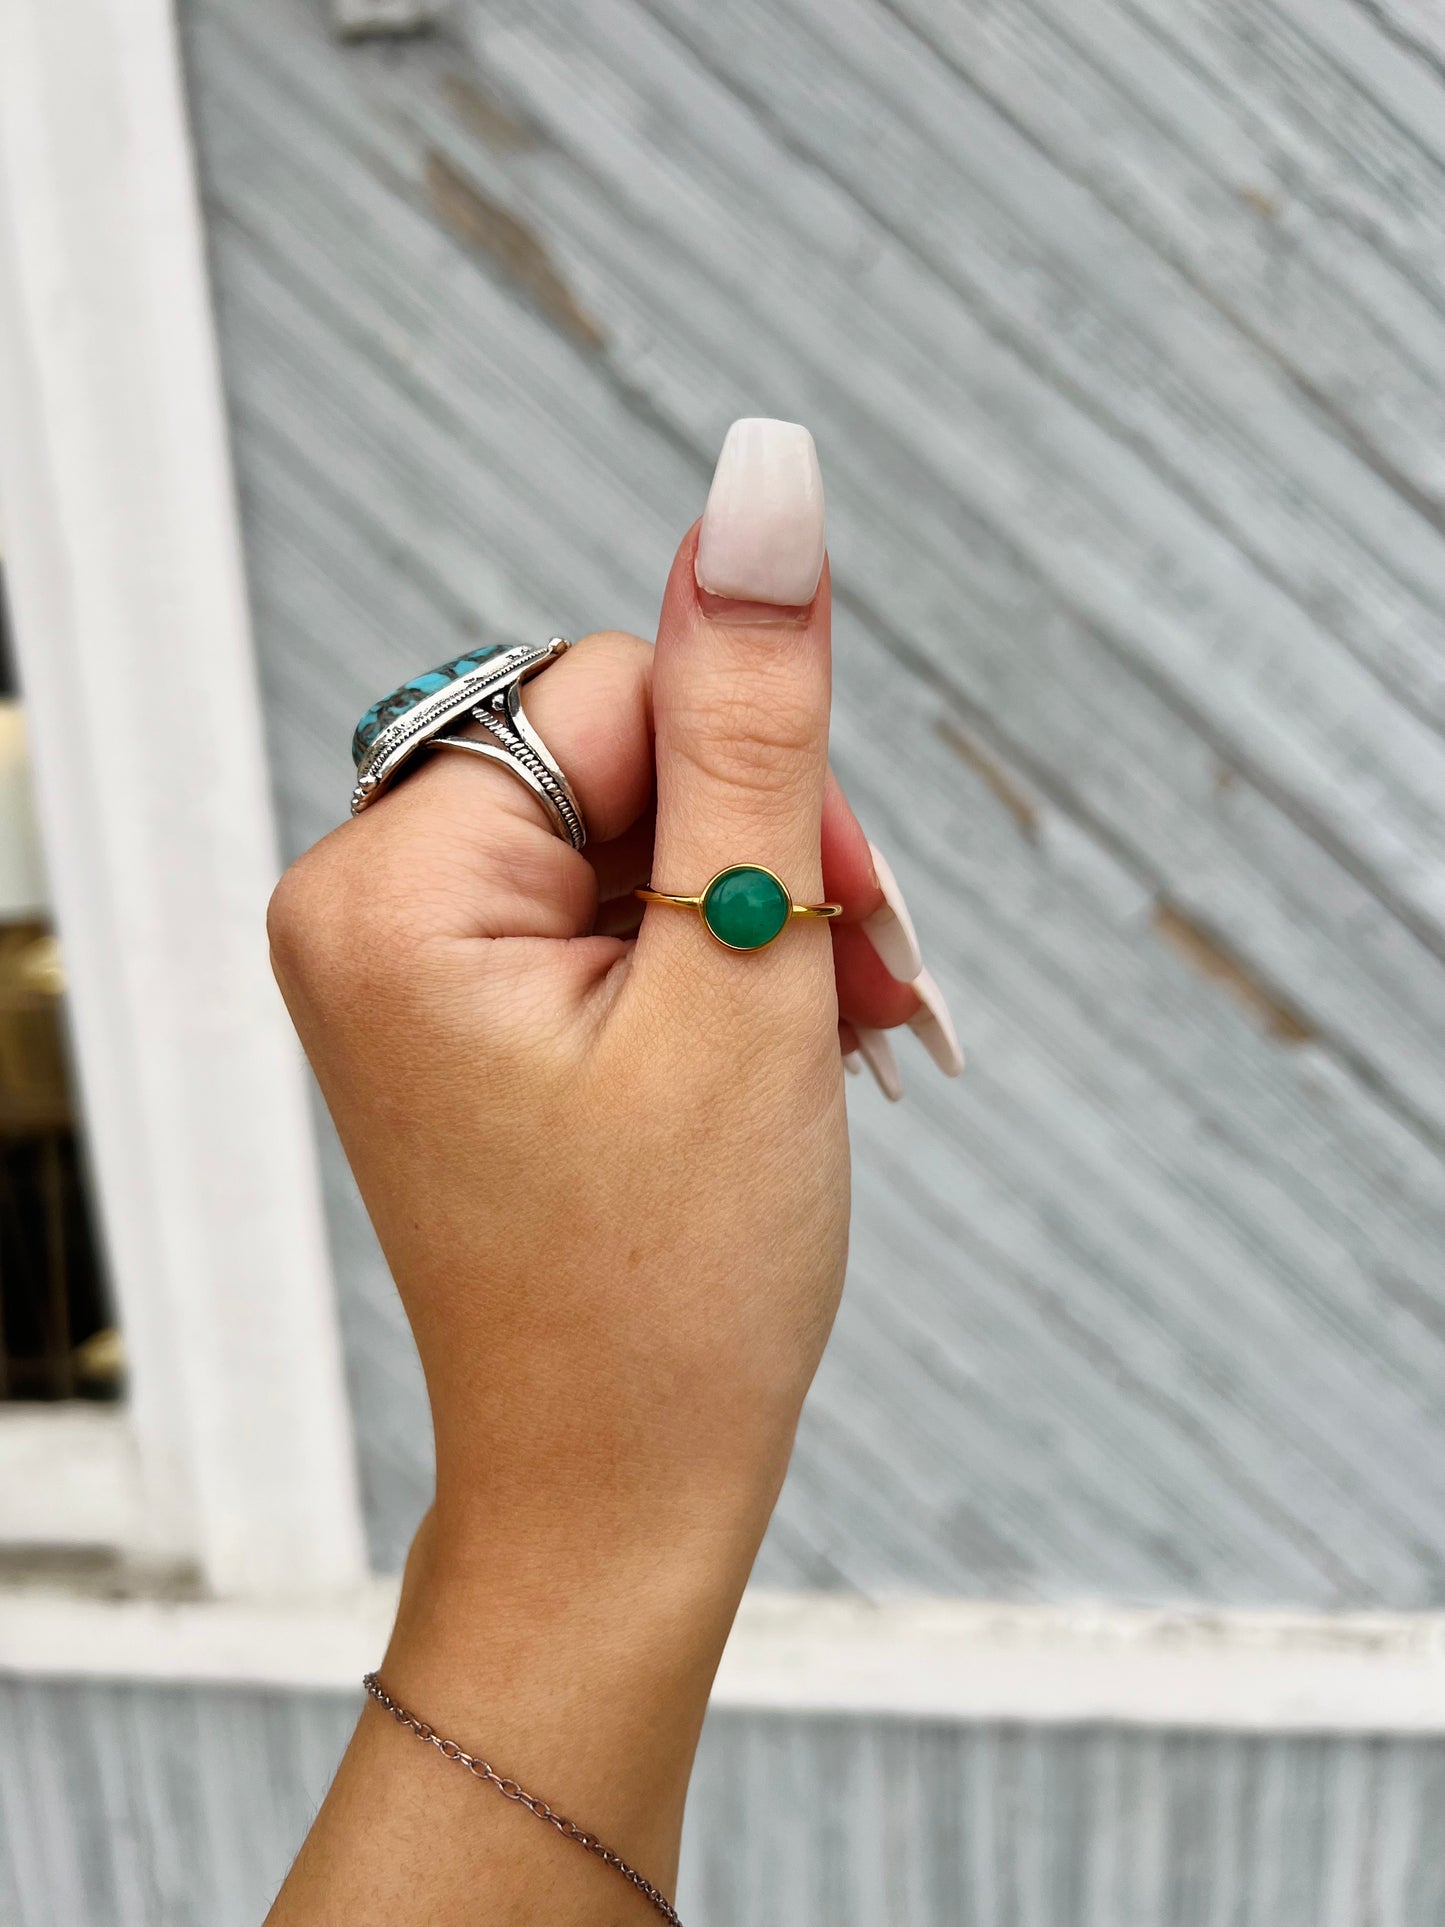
top-left (175, 0), bottom-right (1445, 1605)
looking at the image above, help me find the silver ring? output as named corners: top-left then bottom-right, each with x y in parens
top-left (350, 638), bottom-right (586, 849)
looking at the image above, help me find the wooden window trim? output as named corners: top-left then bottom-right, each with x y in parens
top-left (0, 0), bottom-right (366, 1597)
top-left (1, 1582), bottom-right (1443, 1734)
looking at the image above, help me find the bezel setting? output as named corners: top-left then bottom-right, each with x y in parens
top-left (699, 864), bottom-right (795, 952)
top-left (349, 638), bottom-right (578, 837)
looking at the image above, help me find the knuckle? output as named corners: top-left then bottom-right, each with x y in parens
top-left (267, 833), bottom-right (410, 997)
top-left (265, 846), bottom-right (334, 973)
top-left (669, 684), bottom-right (822, 799)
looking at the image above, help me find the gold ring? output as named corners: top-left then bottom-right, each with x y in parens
top-left (636, 864), bottom-right (841, 953)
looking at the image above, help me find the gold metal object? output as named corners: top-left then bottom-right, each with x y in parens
top-left (637, 864), bottom-right (841, 953)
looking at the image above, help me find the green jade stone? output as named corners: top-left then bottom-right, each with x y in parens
top-left (702, 866), bottom-right (791, 950)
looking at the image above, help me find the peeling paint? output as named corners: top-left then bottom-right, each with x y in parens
top-left (439, 75), bottom-right (537, 151)
top-left (937, 719), bottom-right (1039, 841)
top-left (1153, 904), bottom-right (1315, 1044)
top-left (424, 152), bottom-right (604, 350)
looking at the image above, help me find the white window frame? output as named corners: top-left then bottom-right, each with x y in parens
top-left (0, 0), bottom-right (366, 1598)
top-left (0, 0), bottom-right (1441, 1739)
top-left (0, 1582), bottom-right (1442, 1736)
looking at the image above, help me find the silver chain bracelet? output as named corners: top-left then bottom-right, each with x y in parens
top-left (362, 1672), bottom-right (684, 1925)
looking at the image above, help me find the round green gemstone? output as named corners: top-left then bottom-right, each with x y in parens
top-left (701, 866), bottom-right (791, 951)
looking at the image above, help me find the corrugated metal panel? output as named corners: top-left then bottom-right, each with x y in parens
top-left (5, 1678), bottom-right (1445, 1925)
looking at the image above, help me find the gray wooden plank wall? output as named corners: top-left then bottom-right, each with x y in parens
top-left (177, 0), bottom-right (1445, 1607)
top-left (6, 1676), bottom-right (1445, 1927)
top-left (17, 1), bottom-right (1443, 1920)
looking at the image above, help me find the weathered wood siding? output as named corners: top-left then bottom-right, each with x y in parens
top-left (6, 1676), bottom-right (1445, 1927)
top-left (177, 0), bottom-right (1445, 1606)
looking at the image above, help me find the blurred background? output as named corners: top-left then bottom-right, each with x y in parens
top-left (1, 0), bottom-right (1443, 1921)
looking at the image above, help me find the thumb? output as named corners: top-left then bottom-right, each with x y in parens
top-left (641, 419), bottom-right (833, 983)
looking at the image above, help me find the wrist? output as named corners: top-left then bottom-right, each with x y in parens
top-left (426, 1384), bottom-right (799, 1601)
top-left (375, 1498), bottom-right (757, 1888)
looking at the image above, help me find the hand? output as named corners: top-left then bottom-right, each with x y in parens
top-left (264, 421), bottom-right (958, 1924)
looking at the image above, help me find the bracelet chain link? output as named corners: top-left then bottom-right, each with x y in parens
top-left (362, 1672), bottom-right (684, 1926)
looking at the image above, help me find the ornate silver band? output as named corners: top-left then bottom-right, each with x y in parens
top-left (430, 678), bottom-right (586, 848)
top-left (350, 638), bottom-right (587, 850)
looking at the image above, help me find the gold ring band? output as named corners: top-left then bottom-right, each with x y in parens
top-left (636, 891), bottom-right (840, 919)
top-left (636, 864), bottom-right (841, 953)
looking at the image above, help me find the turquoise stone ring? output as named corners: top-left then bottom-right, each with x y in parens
top-left (351, 643), bottom-right (509, 768)
top-left (350, 637), bottom-right (586, 847)
top-left (637, 865), bottom-right (842, 952)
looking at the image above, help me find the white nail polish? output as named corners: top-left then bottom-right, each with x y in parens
top-left (695, 418), bottom-right (826, 606)
top-left (854, 1025), bottom-right (903, 1102)
top-left (861, 841), bottom-right (924, 983)
top-left (908, 968), bottom-right (964, 1078)
top-left (843, 1049), bottom-right (862, 1075)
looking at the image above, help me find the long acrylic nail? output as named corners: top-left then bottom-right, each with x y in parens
top-left (908, 968), bottom-right (964, 1077)
top-left (854, 1025), bottom-right (903, 1102)
top-left (695, 419), bottom-right (826, 607)
top-left (842, 1049), bottom-right (862, 1075)
top-left (862, 841), bottom-right (924, 984)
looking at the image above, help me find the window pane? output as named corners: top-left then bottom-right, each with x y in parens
top-left (0, 576), bottom-right (119, 1402)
